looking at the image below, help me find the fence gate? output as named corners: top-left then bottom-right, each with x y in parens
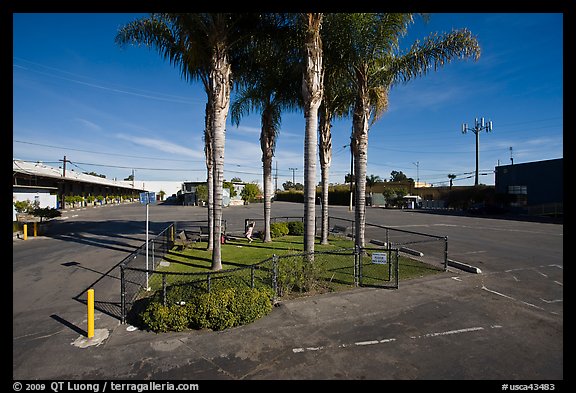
top-left (355, 246), bottom-right (399, 289)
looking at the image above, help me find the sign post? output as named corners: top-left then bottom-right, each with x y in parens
top-left (140, 192), bottom-right (156, 290)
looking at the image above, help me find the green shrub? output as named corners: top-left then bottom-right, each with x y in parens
top-left (14, 200), bottom-right (34, 214)
top-left (277, 256), bottom-right (326, 296)
top-left (139, 302), bottom-right (189, 333)
top-left (269, 222), bottom-right (289, 238)
top-left (287, 221), bottom-right (304, 236)
top-left (32, 207), bottom-right (61, 221)
top-left (140, 278), bottom-right (274, 333)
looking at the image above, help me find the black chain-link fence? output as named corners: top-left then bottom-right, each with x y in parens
top-left (328, 216), bottom-right (448, 271)
top-left (118, 215), bottom-right (446, 324)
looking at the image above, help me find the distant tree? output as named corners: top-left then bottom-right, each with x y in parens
top-left (344, 173), bottom-right (354, 184)
top-left (366, 174), bottom-right (382, 194)
top-left (382, 187), bottom-right (408, 207)
top-left (195, 184), bottom-right (208, 203)
top-left (390, 170), bottom-right (410, 182)
top-left (223, 181), bottom-right (237, 198)
top-left (230, 177), bottom-right (243, 183)
top-left (84, 171), bottom-right (106, 178)
top-left (32, 207), bottom-right (61, 222)
top-left (282, 181), bottom-right (294, 191)
top-left (124, 174), bottom-right (134, 181)
top-left (158, 190), bottom-right (166, 200)
top-left (241, 183), bottom-right (261, 203)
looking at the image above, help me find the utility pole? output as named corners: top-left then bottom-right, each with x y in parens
top-left (412, 161), bottom-right (419, 191)
top-left (274, 161), bottom-right (278, 196)
top-left (60, 155), bottom-right (69, 178)
top-left (289, 167), bottom-right (298, 185)
top-left (510, 146), bottom-right (514, 165)
top-left (59, 155), bottom-right (71, 210)
top-left (461, 117), bottom-right (493, 186)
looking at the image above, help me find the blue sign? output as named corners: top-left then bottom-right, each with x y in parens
top-left (139, 192), bottom-right (156, 205)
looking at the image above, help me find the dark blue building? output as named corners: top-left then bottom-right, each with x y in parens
top-left (495, 158), bottom-right (563, 208)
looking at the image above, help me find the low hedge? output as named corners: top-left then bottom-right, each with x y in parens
top-left (265, 221), bottom-right (304, 239)
top-left (139, 278), bottom-right (274, 333)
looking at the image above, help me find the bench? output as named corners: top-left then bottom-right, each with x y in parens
top-left (329, 225), bottom-right (349, 236)
top-left (173, 230), bottom-right (195, 250)
top-left (199, 226), bottom-right (210, 241)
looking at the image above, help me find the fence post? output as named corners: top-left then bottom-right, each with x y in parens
top-left (385, 228), bottom-right (389, 248)
top-left (444, 236), bottom-right (448, 271)
top-left (151, 240), bottom-right (155, 268)
top-left (120, 264), bottom-right (126, 324)
top-left (353, 246), bottom-right (359, 287)
top-left (272, 254), bottom-right (278, 299)
top-left (358, 245), bottom-right (363, 286)
top-left (394, 249), bottom-right (399, 289)
top-left (162, 273), bottom-right (167, 306)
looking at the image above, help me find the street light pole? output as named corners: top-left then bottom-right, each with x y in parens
top-left (462, 117), bottom-right (493, 186)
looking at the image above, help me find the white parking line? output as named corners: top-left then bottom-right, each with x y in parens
top-left (292, 325), bottom-right (497, 354)
top-left (482, 285), bottom-right (546, 310)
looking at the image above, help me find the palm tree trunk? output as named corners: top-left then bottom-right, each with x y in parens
top-left (262, 157), bottom-right (273, 243)
top-left (261, 112), bottom-right (274, 243)
top-left (302, 13), bottom-right (324, 259)
top-left (352, 71), bottom-right (370, 249)
top-left (319, 105), bottom-right (332, 245)
top-left (204, 104), bottom-right (214, 251)
top-left (209, 51), bottom-right (232, 271)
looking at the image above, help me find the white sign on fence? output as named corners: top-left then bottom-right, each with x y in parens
top-left (372, 252), bottom-right (387, 265)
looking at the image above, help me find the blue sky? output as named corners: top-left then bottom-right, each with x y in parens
top-left (12, 13), bottom-right (563, 188)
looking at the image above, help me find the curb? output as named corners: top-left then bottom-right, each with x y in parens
top-left (447, 259), bottom-right (482, 274)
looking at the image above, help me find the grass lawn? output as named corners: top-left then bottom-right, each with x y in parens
top-left (154, 235), bottom-right (443, 297)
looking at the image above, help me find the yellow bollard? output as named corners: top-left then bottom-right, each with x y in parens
top-left (23, 224), bottom-right (27, 240)
top-left (87, 289), bottom-right (94, 338)
top-left (33, 222), bottom-right (37, 237)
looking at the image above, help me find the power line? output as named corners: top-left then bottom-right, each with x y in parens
top-left (13, 140), bottom-right (206, 163)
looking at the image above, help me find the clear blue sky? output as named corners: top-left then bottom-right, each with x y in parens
top-left (12, 13), bottom-right (564, 188)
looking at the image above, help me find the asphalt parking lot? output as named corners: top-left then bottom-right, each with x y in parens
top-left (13, 202), bottom-right (563, 382)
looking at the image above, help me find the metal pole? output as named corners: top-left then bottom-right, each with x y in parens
top-left (151, 240), bottom-right (155, 269)
top-left (162, 274), bottom-right (167, 306)
top-left (475, 129), bottom-right (480, 186)
top-left (444, 236), bottom-right (449, 271)
top-left (87, 288), bottom-right (94, 338)
top-left (120, 265), bottom-right (126, 324)
top-left (272, 255), bottom-right (278, 299)
top-left (146, 201), bottom-right (149, 290)
top-left (349, 139), bottom-right (353, 212)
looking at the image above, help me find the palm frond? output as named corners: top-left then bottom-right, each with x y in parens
top-left (391, 28), bottom-right (481, 84)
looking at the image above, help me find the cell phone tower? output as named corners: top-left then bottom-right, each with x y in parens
top-left (461, 117), bottom-right (493, 186)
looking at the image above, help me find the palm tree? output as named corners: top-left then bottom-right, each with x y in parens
top-left (317, 14), bottom-right (355, 245)
top-left (231, 16), bottom-right (301, 243)
top-left (334, 13), bottom-right (481, 248)
top-left (116, 13), bottom-right (258, 270)
top-left (366, 174), bottom-right (382, 194)
top-left (301, 13), bottom-right (324, 258)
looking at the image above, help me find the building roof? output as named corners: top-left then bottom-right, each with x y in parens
top-left (13, 159), bottom-right (136, 190)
